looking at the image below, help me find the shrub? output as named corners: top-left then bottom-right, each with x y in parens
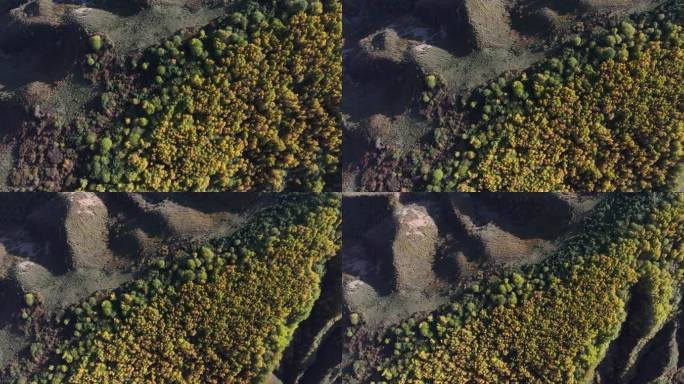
top-left (100, 137), bottom-right (112, 153)
top-left (621, 21), bottom-right (637, 38)
top-left (188, 38), bottom-right (204, 57)
top-left (511, 80), bottom-right (525, 99)
top-left (425, 74), bottom-right (437, 89)
top-left (432, 168), bottom-right (444, 182)
top-left (571, 35), bottom-right (583, 46)
top-left (89, 35), bottom-right (103, 52)
top-left (100, 300), bottom-right (113, 317)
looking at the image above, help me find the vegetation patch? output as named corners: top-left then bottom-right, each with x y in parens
top-left (77, 0), bottom-right (341, 192)
top-left (368, 194), bottom-right (684, 383)
top-left (21, 194), bottom-right (340, 383)
top-left (408, 0), bottom-right (684, 192)
top-left (2, 0), bottom-right (341, 192)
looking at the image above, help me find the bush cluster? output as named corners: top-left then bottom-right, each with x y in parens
top-left (372, 193), bottom-right (684, 383)
top-left (27, 194), bottom-right (341, 383)
top-left (81, 0), bottom-right (341, 192)
top-left (420, 2), bottom-right (684, 191)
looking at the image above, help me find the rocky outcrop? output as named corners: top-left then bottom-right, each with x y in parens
top-left (27, 193), bottom-right (110, 271)
top-left (391, 204), bottom-right (438, 293)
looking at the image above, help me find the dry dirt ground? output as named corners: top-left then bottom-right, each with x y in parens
top-left (0, 193), bottom-right (339, 384)
top-left (342, 0), bottom-right (661, 191)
